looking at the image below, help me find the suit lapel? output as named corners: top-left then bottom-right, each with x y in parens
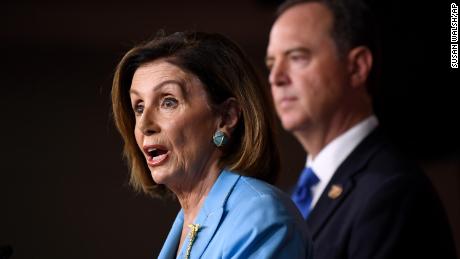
top-left (306, 178), bottom-right (353, 238)
top-left (186, 207), bottom-right (224, 258)
top-left (307, 128), bottom-right (385, 238)
top-left (177, 170), bottom-right (240, 259)
top-left (158, 211), bottom-right (184, 259)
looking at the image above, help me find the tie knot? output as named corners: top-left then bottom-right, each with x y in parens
top-left (292, 167), bottom-right (320, 219)
top-left (297, 167), bottom-right (319, 189)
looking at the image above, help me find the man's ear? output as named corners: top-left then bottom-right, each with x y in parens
top-left (347, 46), bottom-right (373, 89)
top-left (217, 97), bottom-right (241, 134)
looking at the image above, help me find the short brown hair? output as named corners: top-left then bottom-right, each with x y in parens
top-left (112, 31), bottom-right (280, 198)
top-left (277, 0), bottom-right (380, 96)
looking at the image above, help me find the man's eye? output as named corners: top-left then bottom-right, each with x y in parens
top-left (289, 53), bottom-right (310, 67)
top-left (266, 63), bottom-right (273, 71)
top-left (290, 54), bottom-right (307, 61)
top-left (161, 97), bottom-right (178, 109)
top-left (134, 104), bottom-right (144, 115)
top-left (265, 59), bottom-right (274, 71)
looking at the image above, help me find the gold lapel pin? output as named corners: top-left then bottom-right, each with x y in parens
top-left (185, 224), bottom-right (200, 259)
top-left (328, 184), bottom-right (343, 199)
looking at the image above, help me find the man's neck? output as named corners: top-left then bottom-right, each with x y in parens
top-left (295, 110), bottom-right (373, 158)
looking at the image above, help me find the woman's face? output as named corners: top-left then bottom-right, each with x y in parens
top-left (129, 60), bottom-right (220, 189)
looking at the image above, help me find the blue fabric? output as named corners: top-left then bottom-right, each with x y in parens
top-left (158, 170), bottom-right (312, 259)
top-left (291, 167), bottom-right (319, 219)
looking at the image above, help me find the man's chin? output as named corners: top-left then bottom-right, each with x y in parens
top-left (280, 120), bottom-right (304, 133)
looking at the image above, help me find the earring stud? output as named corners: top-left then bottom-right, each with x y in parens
top-left (213, 130), bottom-right (228, 147)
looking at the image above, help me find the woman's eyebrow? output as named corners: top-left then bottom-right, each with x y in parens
top-left (130, 79), bottom-right (187, 96)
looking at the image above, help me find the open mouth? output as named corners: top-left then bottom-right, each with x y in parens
top-left (144, 146), bottom-right (169, 166)
top-left (147, 147), bottom-right (167, 157)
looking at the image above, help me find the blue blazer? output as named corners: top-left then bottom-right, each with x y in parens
top-left (158, 170), bottom-right (312, 259)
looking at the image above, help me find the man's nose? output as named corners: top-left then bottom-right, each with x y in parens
top-left (269, 59), bottom-right (290, 87)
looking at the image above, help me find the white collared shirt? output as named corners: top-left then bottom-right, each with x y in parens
top-left (306, 115), bottom-right (379, 209)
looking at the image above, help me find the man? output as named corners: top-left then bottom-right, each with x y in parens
top-left (266, 0), bottom-right (457, 258)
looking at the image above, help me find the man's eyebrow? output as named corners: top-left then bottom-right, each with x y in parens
top-left (265, 47), bottom-right (311, 63)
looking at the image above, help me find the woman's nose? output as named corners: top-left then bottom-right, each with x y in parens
top-left (138, 109), bottom-right (159, 136)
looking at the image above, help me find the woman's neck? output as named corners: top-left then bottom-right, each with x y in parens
top-left (173, 164), bottom-right (221, 257)
top-left (173, 163), bottom-right (222, 224)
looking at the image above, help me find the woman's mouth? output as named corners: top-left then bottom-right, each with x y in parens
top-left (144, 146), bottom-right (169, 166)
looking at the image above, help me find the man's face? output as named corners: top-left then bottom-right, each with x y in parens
top-left (266, 3), bottom-right (349, 134)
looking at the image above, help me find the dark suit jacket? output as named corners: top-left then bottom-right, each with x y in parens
top-left (307, 128), bottom-right (457, 258)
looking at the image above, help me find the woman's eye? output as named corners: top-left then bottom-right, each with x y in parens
top-left (161, 97), bottom-right (178, 109)
top-left (133, 104), bottom-right (144, 115)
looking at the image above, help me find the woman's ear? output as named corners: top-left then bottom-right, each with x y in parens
top-left (217, 97), bottom-right (241, 134)
top-left (347, 46), bottom-right (373, 89)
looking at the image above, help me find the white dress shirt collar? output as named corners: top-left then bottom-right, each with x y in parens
top-left (306, 115), bottom-right (379, 208)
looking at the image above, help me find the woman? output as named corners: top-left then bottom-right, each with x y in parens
top-left (112, 31), bottom-right (311, 258)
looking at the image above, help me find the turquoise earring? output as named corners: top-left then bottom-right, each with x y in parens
top-left (213, 130), bottom-right (228, 147)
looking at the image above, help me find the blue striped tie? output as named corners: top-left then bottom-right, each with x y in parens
top-left (291, 167), bottom-right (320, 219)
